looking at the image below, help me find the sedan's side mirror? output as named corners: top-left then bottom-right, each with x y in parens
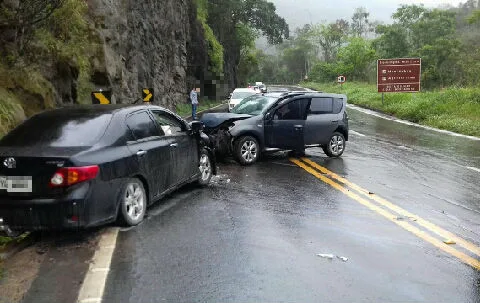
top-left (265, 112), bottom-right (272, 121)
top-left (190, 120), bottom-right (204, 133)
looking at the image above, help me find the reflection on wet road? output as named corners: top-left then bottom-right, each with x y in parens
top-left (101, 102), bottom-right (480, 303)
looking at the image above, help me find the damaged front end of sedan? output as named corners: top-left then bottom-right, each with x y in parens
top-left (200, 113), bottom-right (252, 157)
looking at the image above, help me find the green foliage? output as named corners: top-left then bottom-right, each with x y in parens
top-left (34, 0), bottom-right (94, 101)
top-left (238, 0), bottom-right (289, 44)
top-left (175, 99), bottom-right (225, 118)
top-left (0, 88), bottom-right (25, 137)
top-left (311, 20), bottom-right (349, 63)
top-left (196, 0), bottom-right (224, 75)
top-left (373, 24), bottom-right (410, 58)
top-left (303, 82), bottom-right (480, 137)
top-left (336, 37), bottom-right (376, 81)
top-left (467, 9), bottom-right (480, 23)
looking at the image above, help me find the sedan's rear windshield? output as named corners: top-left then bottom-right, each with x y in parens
top-left (0, 113), bottom-right (112, 147)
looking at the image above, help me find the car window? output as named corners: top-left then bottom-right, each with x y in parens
top-left (150, 111), bottom-right (185, 136)
top-left (126, 111), bottom-right (161, 140)
top-left (0, 113), bottom-right (112, 147)
top-left (309, 98), bottom-right (334, 114)
top-left (333, 98), bottom-right (344, 114)
top-left (232, 91), bottom-right (256, 99)
top-left (274, 99), bottom-right (309, 120)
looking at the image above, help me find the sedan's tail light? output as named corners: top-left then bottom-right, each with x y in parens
top-left (50, 166), bottom-right (99, 187)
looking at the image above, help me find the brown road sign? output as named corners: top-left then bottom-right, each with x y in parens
top-left (377, 58), bottom-right (421, 93)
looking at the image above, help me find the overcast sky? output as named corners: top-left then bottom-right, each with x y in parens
top-left (269, 0), bottom-right (466, 29)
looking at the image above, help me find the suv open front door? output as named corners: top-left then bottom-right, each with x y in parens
top-left (264, 98), bottom-right (309, 151)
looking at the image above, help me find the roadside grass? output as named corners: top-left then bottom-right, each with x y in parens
top-left (176, 99), bottom-right (226, 118)
top-left (303, 82), bottom-right (480, 137)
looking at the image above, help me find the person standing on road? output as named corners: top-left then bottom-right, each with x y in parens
top-left (190, 87), bottom-right (199, 120)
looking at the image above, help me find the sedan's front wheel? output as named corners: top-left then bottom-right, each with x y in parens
top-left (119, 179), bottom-right (147, 226)
top-left (197, 148), bottom-right (213, 186)
top-left (323, 132), bottom-right (346, 158)
top-left (234, 136), bottom-right (260, 165)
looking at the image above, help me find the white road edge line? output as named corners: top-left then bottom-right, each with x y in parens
top-left (77, 227), bottom-right (119, 303)
top-left (347, 104), bottom-right (480, 141)
top-left (466, 166), bottom-right (480, 173)
top-left (350, 130), bottom-right (366, 137)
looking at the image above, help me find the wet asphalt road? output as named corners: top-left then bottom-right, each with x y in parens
top-left (98, 88), bottom-right (480, 303)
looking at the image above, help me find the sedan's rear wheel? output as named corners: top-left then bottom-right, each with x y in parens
top-left (234, 136), bottom-right (260, 165)
top-left (197, 148), bottom-right (213, 186)
top-left (119, 179), bottom-right (146, 226)
top-left (323, 132), bottom-right (346, 158)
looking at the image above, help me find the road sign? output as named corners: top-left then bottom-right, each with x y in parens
top-left (337, 75), bottom-right (346, 84)
top-left (142, 88), bottom-right (154, 102)
top-left (91, 91), bottom-right (112, 104)
top-left (377, 58), bottom-right (421, 93)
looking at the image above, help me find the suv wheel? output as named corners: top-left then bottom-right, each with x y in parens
top-left (234, 136), bottom-right (260, 165)
top-left (323, 132), bottom-right (346, 157)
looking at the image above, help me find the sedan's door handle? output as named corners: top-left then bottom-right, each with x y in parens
top-left (294, 125), bottom-right (303, 129)
top-left (170, 143), bottom-right (178, 148)
top-left (331, 120), bottom-right (339, 123)
top-left (136, 150), bottom-right (147, 157)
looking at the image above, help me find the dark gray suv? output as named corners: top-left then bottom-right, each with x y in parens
top-left (201, 92), bottom-right (349, 165)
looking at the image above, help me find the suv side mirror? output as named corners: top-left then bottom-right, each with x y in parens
top-left (190, 120), bottom-right (204, 133)
top-left (265, 112), bottom-right (272, 121)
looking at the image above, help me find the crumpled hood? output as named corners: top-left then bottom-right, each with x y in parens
top-left (200, 113), bottom-right (252, 129)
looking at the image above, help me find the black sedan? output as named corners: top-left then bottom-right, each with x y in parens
top-left (0, 104), bottom-right (216, 234)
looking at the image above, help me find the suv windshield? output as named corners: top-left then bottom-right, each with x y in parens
top-left (231, 95), bottom-right (277, 115)
top-left (231, 91), bottom-right (256, 99)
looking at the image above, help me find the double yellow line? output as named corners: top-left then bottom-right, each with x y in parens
top-left (290, 157), bottom-right (480, 270)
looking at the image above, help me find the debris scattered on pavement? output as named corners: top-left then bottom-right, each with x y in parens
top-left (316, 253), bottom-right (348, 262)
top-left (368, 191), bottom-right (374, 195)
top-left (395, 216), bottom-right (417, 222)
top-left (443, 239), bottom-right (456, 245)
top-left (316, 253), bottom-right (335, 259)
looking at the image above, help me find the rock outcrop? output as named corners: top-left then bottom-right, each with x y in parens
top-left (87, 0), bottom-right (206, 108)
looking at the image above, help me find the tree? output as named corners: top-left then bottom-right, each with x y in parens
top-left (337, 37), bottom-right (376, 81)
top-left (312, 19), bottom-right (349, 63)
top-left (0, 0), bottom-right (65, 61)
top-left (373, 24), bottom-right (410, 58)
top-left (467, 9), bottom-right (480, 23)
top-left (351, 7), bottom-right (371, 37)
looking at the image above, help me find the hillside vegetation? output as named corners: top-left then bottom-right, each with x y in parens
top-left (304, 82), bottom-right (480, 137)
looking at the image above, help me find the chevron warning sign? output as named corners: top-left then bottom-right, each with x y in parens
top-left (91, 91), bottom-right (112, 104)
top-left (142, 88), bottom-right (154, 102)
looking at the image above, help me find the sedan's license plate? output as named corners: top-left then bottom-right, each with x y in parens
top-left (0, 176), bottom-right (32, 193)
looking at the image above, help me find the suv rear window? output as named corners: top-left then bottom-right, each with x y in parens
top-left (309, 97), bottom-right (344, 114)
top-left (0, 113), bottom-right (112, 147)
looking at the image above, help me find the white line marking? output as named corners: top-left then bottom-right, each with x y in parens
top-left (350, 130), bottom-right (366, 137)
top-left (77, 228), bottom-right (119, 303)
top-left (347, 104), bottom-right (480, 141)
top-left (466, 166), bottom-right (480, 173)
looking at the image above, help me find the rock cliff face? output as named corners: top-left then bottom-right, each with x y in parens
top-left (87, 0), bottom-right (205, 108)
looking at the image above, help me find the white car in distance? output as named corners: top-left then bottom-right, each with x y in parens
top-left (228, 88), bottom-right (258, 111)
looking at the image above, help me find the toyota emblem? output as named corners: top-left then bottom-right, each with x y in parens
top-left (3, 157), bottom-right (16, 169)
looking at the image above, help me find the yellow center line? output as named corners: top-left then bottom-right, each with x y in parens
top-left (289, 158), bottom-right (480, 270)
top-left (300, 157), bottom-right (480, 258)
